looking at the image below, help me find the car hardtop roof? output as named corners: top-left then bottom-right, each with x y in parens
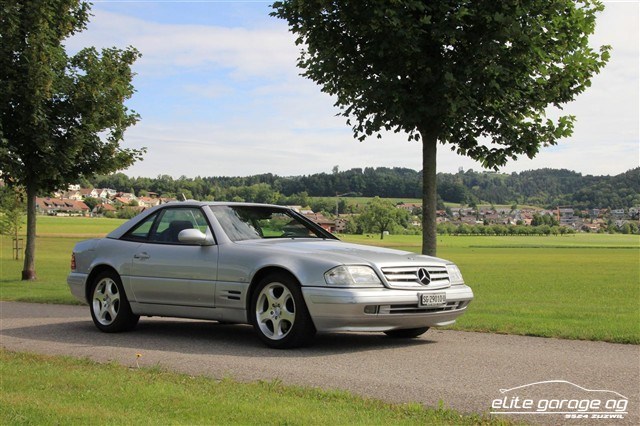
top-left (106, 201), bottom-right (295, 239)
top-left (170, 200), bottom-right (291, 209)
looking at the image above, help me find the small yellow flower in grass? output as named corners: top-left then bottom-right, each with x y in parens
top-left (135, 353), bottom-right (142, 369)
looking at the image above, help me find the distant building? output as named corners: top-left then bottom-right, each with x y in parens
top-left (304, 213), bottom-right (335, 232)
top-left (93, 203), bottom-right (116, 216)
top-left (35, 197), bottom-right (89, 216)
top-left (557, 207), bottom-right (576, 226)
top-left (138, 196), bottom-right (161, 208)
top-left (396, 203), bottom-right (421, 213)
top-left (334, 218), bottom-right (349, 233)
top-left (611, 209), bottom-right (626, 219)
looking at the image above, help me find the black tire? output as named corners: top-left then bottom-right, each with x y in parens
top-left (250, 273), bottom-right (316, 349)
top-left (89, 270), bottom-right (139, 332)
top-left (384, 327), bottom-right (430, 338)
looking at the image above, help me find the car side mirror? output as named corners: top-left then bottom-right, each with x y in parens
top-left (178, 229), bottom-right (213, 245)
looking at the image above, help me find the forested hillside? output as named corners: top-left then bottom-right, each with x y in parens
top-left (87, 167), bottom-right (640, 209)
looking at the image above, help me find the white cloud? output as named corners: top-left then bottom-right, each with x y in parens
top-left (69, 2), bottom-right (638, 178)
top-left (68, 10), bottom-right (298, 79)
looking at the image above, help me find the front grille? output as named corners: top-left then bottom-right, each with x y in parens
top-left (381, 265), bottom-right (450, 288)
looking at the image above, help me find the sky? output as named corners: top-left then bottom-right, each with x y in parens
top-left (66, 0), bottom-right (639, 179)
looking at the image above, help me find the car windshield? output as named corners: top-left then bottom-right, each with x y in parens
top-left (209, 205), bottom-right (330, 242)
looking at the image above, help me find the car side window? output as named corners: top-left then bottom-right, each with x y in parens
top-left (122, 212), bottom-right (159, 242)
top-left (150, 208), bottom-right (210, 244)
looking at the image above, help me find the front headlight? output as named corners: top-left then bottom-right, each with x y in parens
top-left (324, 265), bottom-right (383, 288)
top-left (446, 264), bottom-right (465, 285)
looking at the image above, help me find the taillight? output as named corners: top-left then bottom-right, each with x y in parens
top-left (70, 253), bottom-right (76, 271)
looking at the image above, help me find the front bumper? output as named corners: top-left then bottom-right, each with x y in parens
top-left (301, 284), bottom-right (473, 332)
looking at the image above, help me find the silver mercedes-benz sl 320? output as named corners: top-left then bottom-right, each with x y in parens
top-left (68, 201), bottom-right (473, 348)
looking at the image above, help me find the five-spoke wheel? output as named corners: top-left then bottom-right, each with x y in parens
top-left (251, 273), bottom-right (315, 349)
top-left (255, 282), bottom-right (296, 340)
top-left (90, 270), bottom-right (139, 332)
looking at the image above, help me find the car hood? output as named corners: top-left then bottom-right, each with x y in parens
top-left (234, 238), bottom-right (450, 266)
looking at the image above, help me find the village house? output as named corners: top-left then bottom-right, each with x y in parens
top-left (334, 217), bottom-right (349, 233)
top-left (97, 188), bottom-right (117, 199)
top-left (55, 186), bottom-right (116, 202)
top-left (137, 196), bottom-right (161, 208)
top-left (557, 207), bottom-right (577, 226)
top-left (436, 216), bottom-right (449, 224)
top-left (482, 211), bottom-right (503, 224)
top-left (112, 192), bottom-right (138, 206)
top-left (62, 189), bottom-right (83, 201)
top-left (304, 212), bottom-right (336, 233)
top-left (92, 203), bottom-right (117, 216)
top-left (611, 209), bottom-right (626, 219)
top-left (396, 202), bottom-right (421, 213)
top-left (80, 188), bottom-right (99, 199)
top-left (581, 221), bottom-right (603, 232)
top-left (35, 197), bottom-right (89, 216)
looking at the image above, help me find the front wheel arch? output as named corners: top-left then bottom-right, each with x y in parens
top-left (246, 267), bottom-right (300, 311)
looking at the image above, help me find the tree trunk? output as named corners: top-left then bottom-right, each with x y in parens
top-left (22, 186), bottom-right (37, 280)
top-left (421, 129), bottom-right (438, 256)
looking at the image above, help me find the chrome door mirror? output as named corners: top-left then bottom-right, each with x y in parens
top-left (178, 229), bottom-right (212, 245)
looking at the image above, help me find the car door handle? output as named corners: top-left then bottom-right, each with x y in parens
top-left (133, 252), bottom-right (150, 260)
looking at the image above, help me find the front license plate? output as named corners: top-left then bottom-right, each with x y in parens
top-left (418, 292), bottom-right (446, 307)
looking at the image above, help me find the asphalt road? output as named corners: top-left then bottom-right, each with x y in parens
top-left (1, 301), bottom-right (638, 425)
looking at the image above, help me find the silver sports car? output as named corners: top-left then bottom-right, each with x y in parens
top-left (68, 201), bottom-right (473, 348)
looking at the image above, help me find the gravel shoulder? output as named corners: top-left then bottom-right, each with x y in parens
top-left (1, 301), bottom-right (638, 424)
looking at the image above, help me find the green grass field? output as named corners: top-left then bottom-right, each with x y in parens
top-left (1, 216), bottom-right (639, 343)
top-left (0, 350), bottom-right (502, 425)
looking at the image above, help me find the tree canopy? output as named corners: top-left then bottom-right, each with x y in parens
top-left (272, 0), bottom-right (610, 255)
top-left (0, 0), bottom-right (144, 279)
top-left (357, 197), bottom-right (410, 239)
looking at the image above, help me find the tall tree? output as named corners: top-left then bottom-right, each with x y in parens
top-left (358, 197), bottom-right (409, 239)
top-left (272, 0), bottom-right (610, 255)
top-left (0, 0), bottom-right (145, 279)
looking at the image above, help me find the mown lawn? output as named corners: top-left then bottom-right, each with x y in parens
top-left (1, 217), bottom-right (639, 343)
top-left (0, 217), bottom-right (125, 303)
top-left (0, 350), bottom-right (502, 426)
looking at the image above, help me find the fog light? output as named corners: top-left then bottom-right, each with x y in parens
top-left (364, 305), bottom-right (378, 314)
top-left (379, 305), bottom-right (391, 315)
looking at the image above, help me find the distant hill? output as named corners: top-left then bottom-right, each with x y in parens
top-left (436, 168), bottom-right (640, 209)
top-left (88, 167), bottom-right (640, 210)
